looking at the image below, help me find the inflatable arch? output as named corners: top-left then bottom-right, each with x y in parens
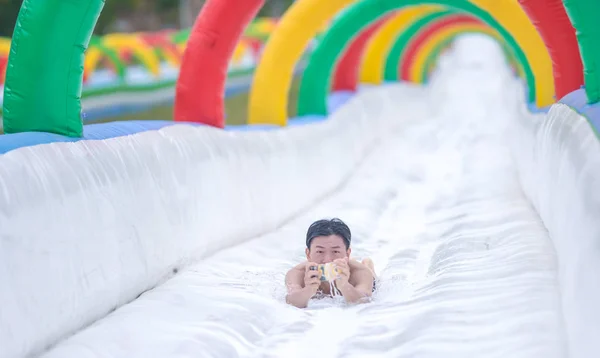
top-left (359, 6), bottom-right (521, 85)
top-left (391, 13), bottom-right (518, 82)
top-left (559, 0), bottom-right (599, 102)
top-left (172, 32), bottom-right (261, 65)
top-left (0, 0), bottom-right (595, 138)
top-left (3, 0), bottom-right (104, 136)
top-left (295, 1), bottom-right (542, 117)
top-left (170, 19), bottom-right (272, 65)
top-left (382, 12), bottom-right (492, 81)
top-left (519, 0), bottom-right (583, 100)
top-left (173, 0), bottom-right (265, 127)
top-left (382, 10), bottom-right (479, 81)
top-left (83, 36), bottom-right (127, 83)
top-left (248, 0), bottom-right (555, 125)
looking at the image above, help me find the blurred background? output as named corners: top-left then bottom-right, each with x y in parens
top-left (0, 0), bottom-right (299, 130)
top-left (0, 0), bottom-right (294, 36)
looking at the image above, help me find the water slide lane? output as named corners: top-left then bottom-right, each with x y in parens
top-left (39, 38), bottom-right (565, 358)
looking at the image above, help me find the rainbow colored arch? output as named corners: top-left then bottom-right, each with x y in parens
top-left (242, 0), bottom-right (596, 127)
top-left (1, 0), bottom-right (600, 137)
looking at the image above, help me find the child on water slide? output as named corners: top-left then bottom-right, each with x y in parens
top-left (285, 218), bottom-right (377, 308)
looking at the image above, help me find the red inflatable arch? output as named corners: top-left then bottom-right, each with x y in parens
top-left (517, 0), bottom-right (583, 100)
top-left (174, 0), bottom-right (264, 128)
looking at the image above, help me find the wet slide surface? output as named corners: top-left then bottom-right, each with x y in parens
top-left (42, 44), bottom-right (565, 357)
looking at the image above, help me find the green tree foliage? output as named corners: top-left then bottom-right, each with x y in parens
top-left (0, 0), bottom-right (22, 37)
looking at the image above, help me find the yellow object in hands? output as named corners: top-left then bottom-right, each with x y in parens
top-left (318, 263), bottom-right (340, 282)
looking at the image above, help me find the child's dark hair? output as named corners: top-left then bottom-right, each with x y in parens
top-left (306, 218), bottom-right (351, 249)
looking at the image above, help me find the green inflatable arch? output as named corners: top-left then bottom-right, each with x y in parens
top-left (296, 0), bottom-right (535, 116)
top-left (3, 0), bottom-right (104, 137)
top-left (420, 32), bottom-right (520, 84)
top-left (563, 0), bottom-right (600, 103)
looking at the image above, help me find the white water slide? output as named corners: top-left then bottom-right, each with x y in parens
top-left (1, 35), bottom-right (599, 358)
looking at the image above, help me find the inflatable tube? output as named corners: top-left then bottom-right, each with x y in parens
top-left (517, 0), bottom-right (583, 101)
top-left (296, 0), bottom-right (536, 117)
top-left (332, 14), bottom-right (392, 92)
top-left (562, 0), bottom-right (600, 104)
top-left (174, 0), bottom-right (264, 128)
top-left (359, 6), bottom-right (441, 84)
top-left (407, 25), bottom-right (500, 83)
top-left (83, 37), bottom-right (127, 83)
top-left (383, 10), bottom-right (467, 81)
top-left (102, 34), bottom-right (161, 77)
top-left (2, 0), bottom-right (104, 137)
top-left (399, 17), bottom-right (483, 81)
